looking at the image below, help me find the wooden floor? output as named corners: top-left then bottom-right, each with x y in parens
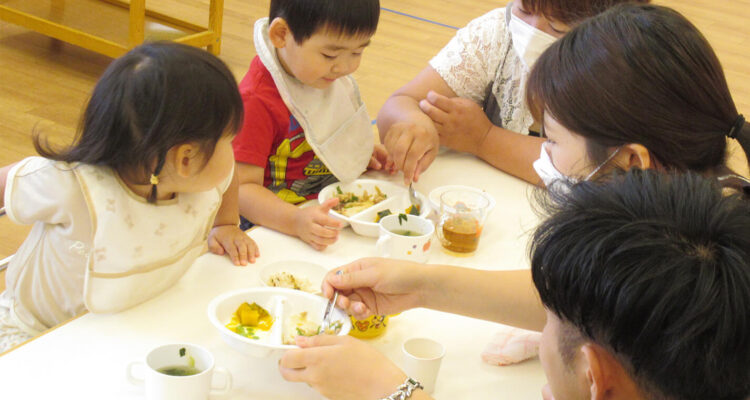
top-left (1, 0), bottom-right (749, 290)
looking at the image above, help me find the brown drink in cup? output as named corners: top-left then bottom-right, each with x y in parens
top-left (437, 190), bottom-right (489, 254)
top-left (441, 214), bottom-right (482, 253)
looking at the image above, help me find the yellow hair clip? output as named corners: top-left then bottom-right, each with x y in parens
top-left (150, 174), bottom-right (159, 185)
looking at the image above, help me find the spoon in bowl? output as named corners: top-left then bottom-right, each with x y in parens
top-left (408, 183), bottom-right (422, 211)
top-left (320, 270), bottom-right (343, 334)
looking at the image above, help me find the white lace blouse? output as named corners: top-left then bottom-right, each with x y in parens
top-left (430, 6), bottom-right (534, 135)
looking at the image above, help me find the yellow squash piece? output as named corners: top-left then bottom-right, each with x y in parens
top-left (227, 302), bottom-right (273, 332)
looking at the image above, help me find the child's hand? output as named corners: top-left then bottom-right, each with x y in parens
top-left (294, 198), bottom-right (342, 251)
top-left (368, 143), bottom-right (392, 171)
top-left (208, 224), bottom-right (260, 266)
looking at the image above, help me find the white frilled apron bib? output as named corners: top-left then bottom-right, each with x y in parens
top-left (74, 165), bottom-right (222, 313)
top-left (254, 18), bottom-right (373, 183)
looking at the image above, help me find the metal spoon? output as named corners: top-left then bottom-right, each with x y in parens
top-left (320, 270), bottom-right (342, 334)
top-left (408, 183), bottom-right (422, 210)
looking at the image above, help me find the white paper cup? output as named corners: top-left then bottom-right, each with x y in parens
top-left (402, 337), bottom-right (445, 394)
top-left (126, 343), bottom-right (232, 400)
top-left (375, 214), bottom-right (434, 263)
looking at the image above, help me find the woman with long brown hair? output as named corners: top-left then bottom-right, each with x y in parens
top-left (525, 3), bottom-right (749, 193)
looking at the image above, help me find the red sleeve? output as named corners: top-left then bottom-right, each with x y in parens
top-left (232, 93), bottom-right (276, 167)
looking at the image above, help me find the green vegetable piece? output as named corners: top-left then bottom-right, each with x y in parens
top-left (179, 347), bottom-right (186, 357)
top-left (377, 209), bottom-right (392, 219)
top-left (398, 213), bottom-right (408, 225)
top-left (408, 205), bottom-right (420, 216)
top-left (336, 186), bottom-right (343, 194)
top-left (235, 325), bottom-right (258, 338)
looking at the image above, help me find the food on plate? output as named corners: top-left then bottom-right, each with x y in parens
top-left (333, 185), bottom-right (387, 216)
top-left (226, 302), bottom-right (274, 339)
top-left (405, 204), bottom-right (420, 216)
top-left (281, 311), bottom-right (343, 345)
top-left (323, 320), bottom-right (343, 335)
top-left (375, 209), bottom-right (392, 222)
top-left (374, 204), bottom-right (421, 222)
top-left (282, 311), bottom-right (319, 344)
top-left (267, 272), bottom-right (316, 293)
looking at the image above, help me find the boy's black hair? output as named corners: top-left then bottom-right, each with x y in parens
top-left (530, 170), bottom-right (750, 400)
top-left (34, 42), bottom-right (243, 202)
top-left (270, 0), bottom-right (380, 43)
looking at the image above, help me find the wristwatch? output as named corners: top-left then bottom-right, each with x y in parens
top-left (381, 377), bottom-right (424, 400)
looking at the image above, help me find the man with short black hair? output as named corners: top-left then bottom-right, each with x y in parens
top-left (532, 170), bottom-right (750, 400)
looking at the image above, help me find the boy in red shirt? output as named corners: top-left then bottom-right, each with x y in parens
top-left (234, 0), bottom-right (387, 250)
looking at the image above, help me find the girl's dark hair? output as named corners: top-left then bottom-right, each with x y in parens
top-left (531, 169), bottom-right (750, 400)
top-left (34, 42), bottom-right (243, 202)
top-left (270, 0), bottom-right (380, 43)
top-left (521, 0), bottom-right (650, 25)
top-left (526, 4), bottom-right (750, 175)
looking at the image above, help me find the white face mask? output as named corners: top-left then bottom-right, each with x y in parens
top-left (533, 142), bottom-right (622, 188)
top-left (508, 11), bottom-right (558, 69)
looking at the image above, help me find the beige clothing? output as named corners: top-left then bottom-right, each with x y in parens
top-left (4, 158), bottom-right (91, 334)
top-left (0, 292), bottom-right (33, 353)
top-left (429, 6), bottom-right (535, 135)
top-left (3, 157), bottom-right (231, 334)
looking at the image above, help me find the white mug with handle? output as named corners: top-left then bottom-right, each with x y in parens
top-left (376, 214), bottom-right (434, 263)
top-left (127, 343), bottom-right (232, 400)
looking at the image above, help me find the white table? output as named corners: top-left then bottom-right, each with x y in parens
top-left (0, 150), bottom-right (546, 399)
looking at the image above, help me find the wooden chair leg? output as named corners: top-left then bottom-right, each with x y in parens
top-left (128, 0), bottom-right (145, 49)
top-left (207, 0), bottom-right (224, 55)
top-left (49, 0), bottom-right (65, 51)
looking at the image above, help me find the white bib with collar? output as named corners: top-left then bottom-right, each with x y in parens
top-left (74, 165), bottom-right (223, 313)
top-left (254, 18), bottom-right (373, 183)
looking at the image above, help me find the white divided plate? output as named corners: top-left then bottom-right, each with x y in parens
top-left (208, 287), bottom-right (351, 358)
top-left (428, 185), bottom-right (496, 216)
top-left (258, 260), bottom-right (328, 294)
top-left (318, 179), bottom-right (431, 237)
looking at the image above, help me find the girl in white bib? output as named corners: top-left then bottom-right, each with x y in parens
top-left (0, 42), bottom-right (259, 352)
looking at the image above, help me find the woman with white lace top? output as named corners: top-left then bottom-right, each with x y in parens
top-left (378, 0), bottom-right (648, 184)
